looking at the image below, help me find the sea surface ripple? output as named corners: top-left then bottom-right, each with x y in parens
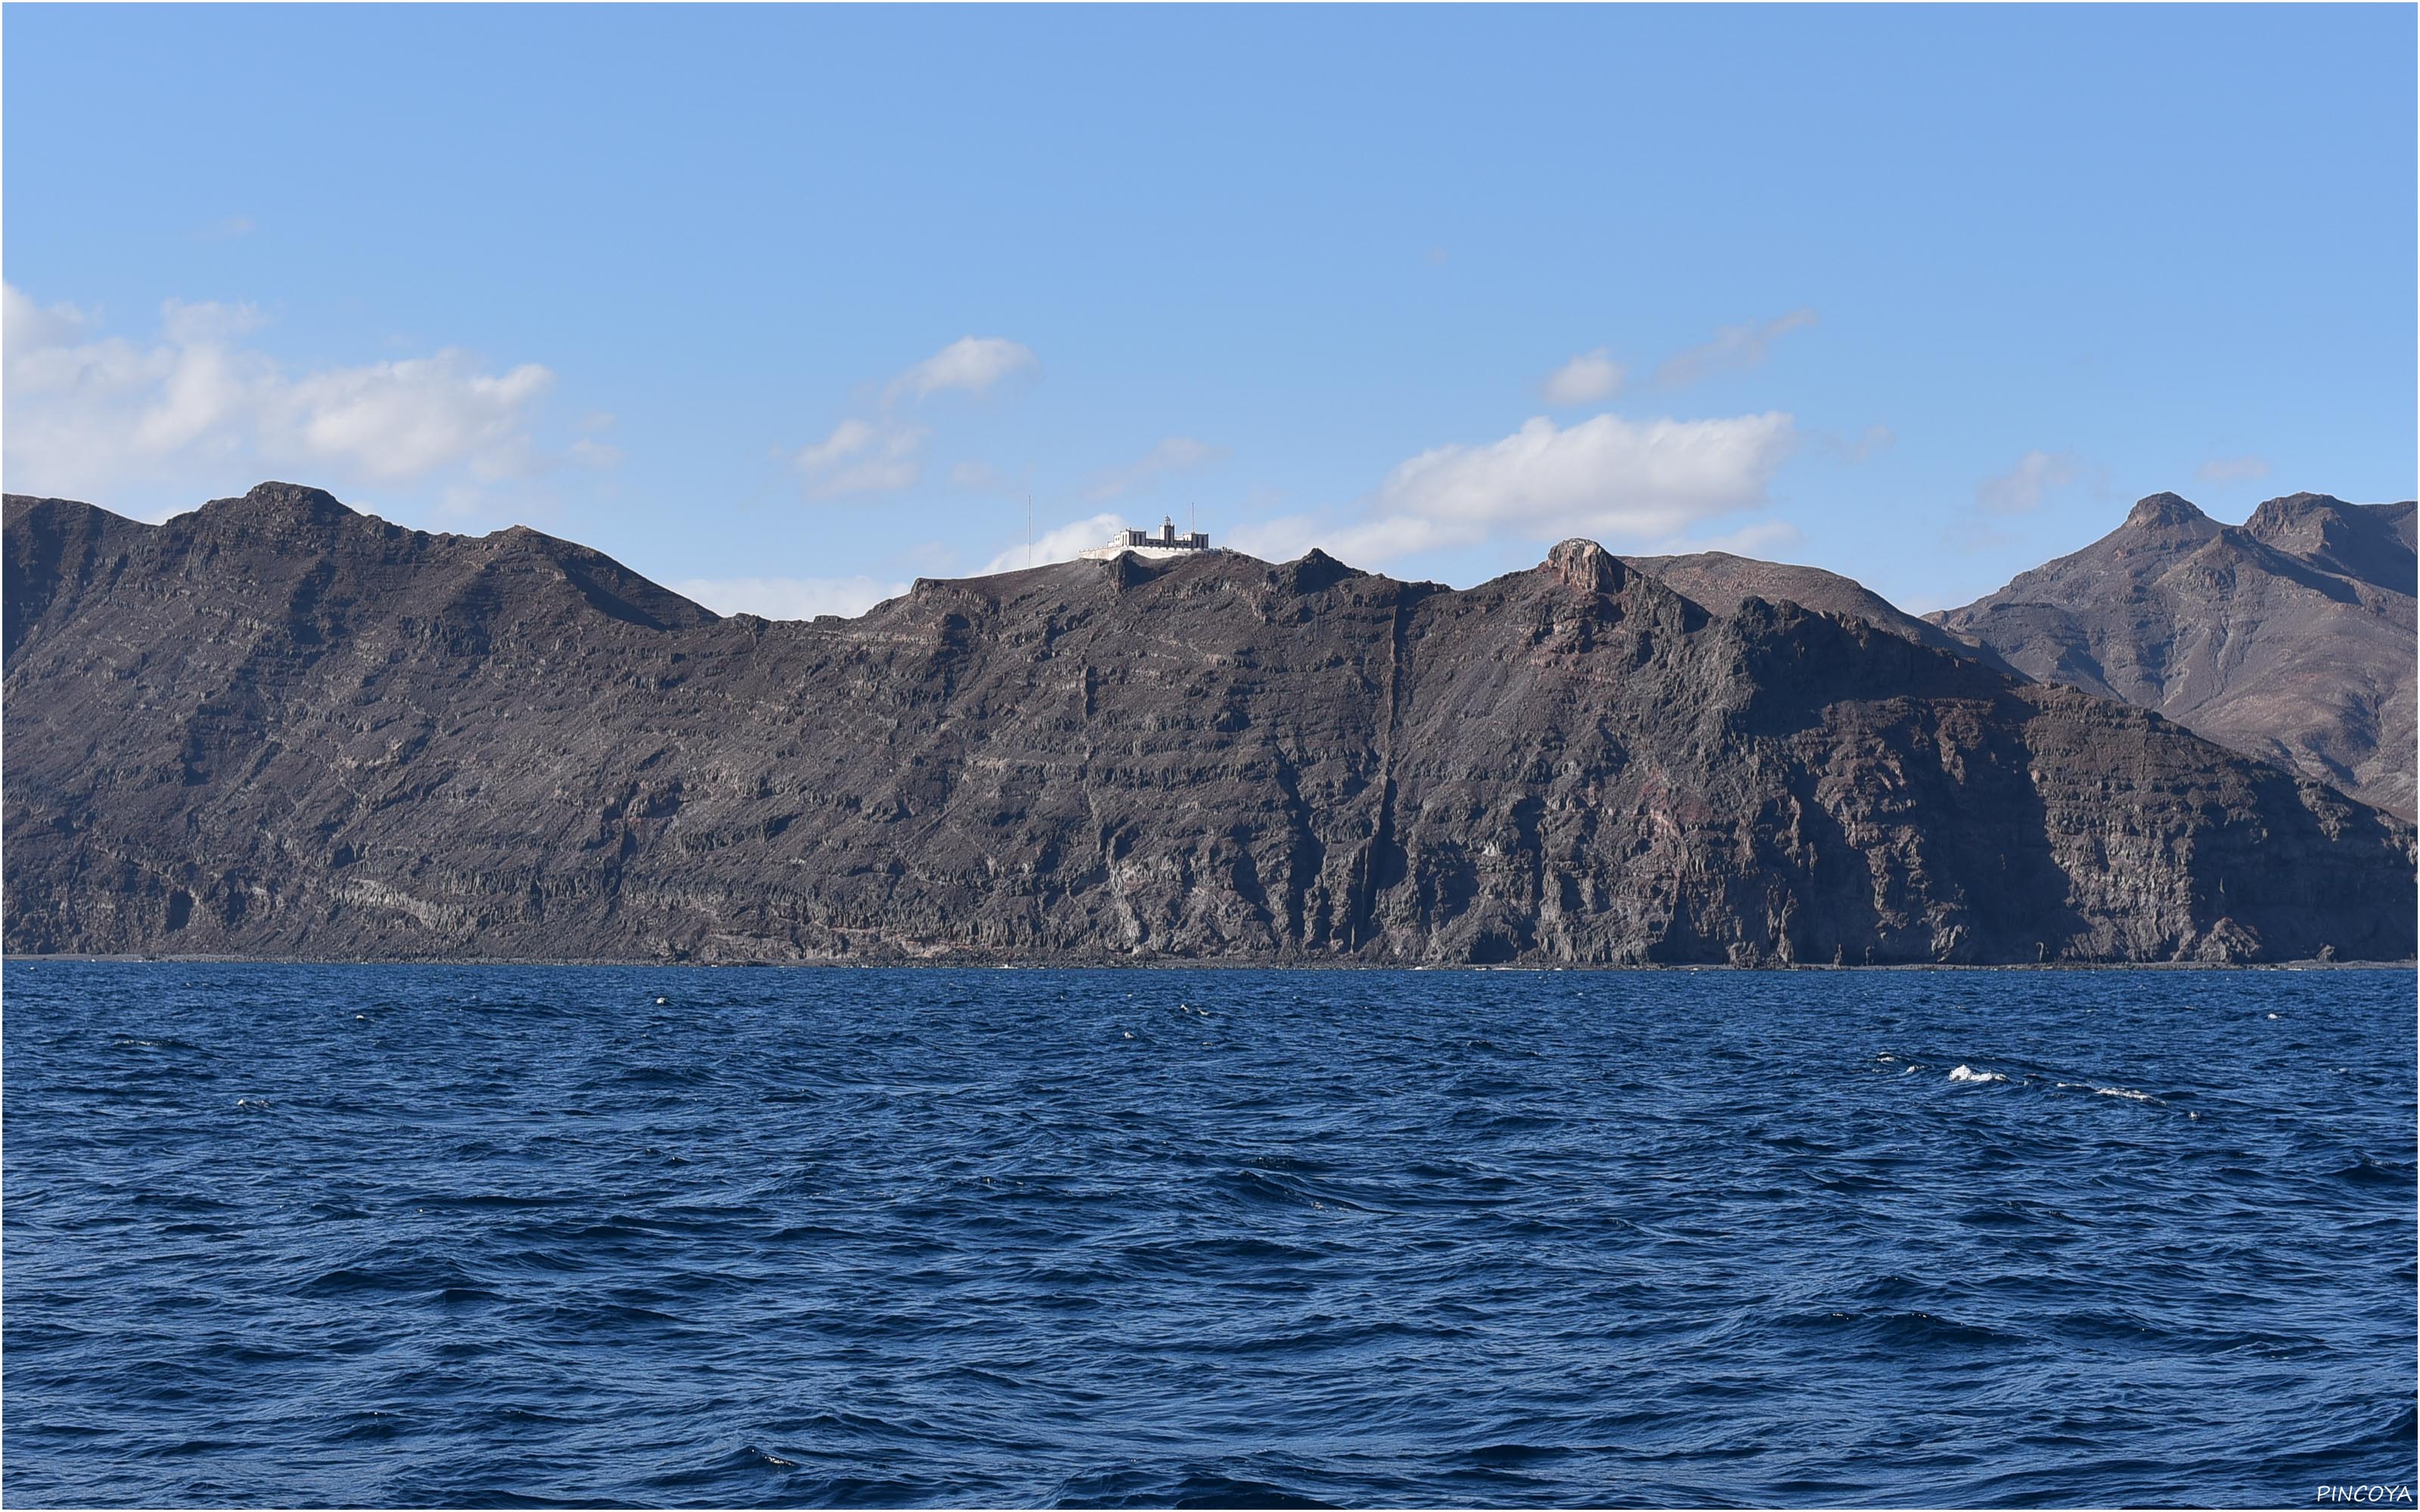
top-left (5, 965), bottom-right (2413, 1507)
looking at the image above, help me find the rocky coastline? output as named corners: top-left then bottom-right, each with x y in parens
top-left (7, 483), bottom-right (2412, 967)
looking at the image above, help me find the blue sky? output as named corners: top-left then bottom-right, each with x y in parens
top-left (5, 4), bottom-right (2412, 615)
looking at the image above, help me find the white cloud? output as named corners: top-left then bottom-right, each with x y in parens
top-left (3, 284), bottom-right (95, 356)
top-left (1227, 411), bottom-right (1798, 571)
top-left (887, 336), bottom-right (1036, 402)
top-left (1376, 411), bottom-right (1798, 544)
top-left (790, 417), bottom-right (925, 497)
top-left (2195, 454), bottom-right (2272, 485)
top-left (275, 353), bottom-right (554, 482)
top-left (1540, 347), bottom-right (1625, 407)
top-left (1087, 435), bottom-right (1224, 500)
top-left (568, 412), bottom-right (621, 469)
top-left (1976, 449), bottom-right (2080, 514)
top-left (160, 298), bottom-right (268, 345)
top-left (780, 337), bottom-right (1035, 504)
top-left (672, 575), bottom-right (909, 621)
top-left (1226, 512), bottom-right (1458, 567)
top-left (1655, 309), bottom-right (1818, 389)
top-left (979, 512), bottom-right (1126, 575)
top-left (796, 418), bottom-right (874, 470)
top-left (1221, 515), bottom-right (1324, 562)
top-left (2, 283), bottom-right (559, 511)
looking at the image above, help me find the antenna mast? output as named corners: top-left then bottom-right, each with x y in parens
top-left (1025, 494), bottom-right (1034, 570)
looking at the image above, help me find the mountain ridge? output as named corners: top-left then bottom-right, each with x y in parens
top-left (5, 482), bottom-right (2410, 966)
top-left (1931, 491), bottom-right (2416, 816)
top-left (1622, 550), bottom-right (2024, 678)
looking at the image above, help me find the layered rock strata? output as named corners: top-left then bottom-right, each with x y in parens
top-left (5, 484), bottom-right (2411, 964)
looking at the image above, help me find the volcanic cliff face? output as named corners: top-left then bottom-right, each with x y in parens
top-left (1931, 492), bottom-right (2418, 818)
top-left (4, 484), bottom-right (2412, 965)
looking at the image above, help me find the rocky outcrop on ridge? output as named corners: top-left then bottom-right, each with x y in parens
top-left (1625, 550), bottom-right (2022, 677)
top-left (1931, 492), bottom-right (2418, 817)
top-left (4, 483), bottom-right (2412, 965)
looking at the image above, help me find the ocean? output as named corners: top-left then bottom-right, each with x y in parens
top-left (4, 963), bottom-right (2412, 1507)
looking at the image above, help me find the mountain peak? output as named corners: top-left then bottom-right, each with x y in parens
top-left (2124, 492), bottom-right (2210, 531)
top-left (1544, 538), bottom-right (1628, 593)
top-left (2242, 491), bottom-right (2350, 539)
top-left (5, 482), bottom-right (2412, 964)
top-left (2254, 490), bottom-right (2350, 511)
top-left (1285, 548), bottom-right (1361, 595)
top-left (2242, 492), bottom-right (2416, 594)
top-left (1934, 485), bottom-right (2416, 816)
top-left (188, 482), bottom-right (361, 544)
top-left (234, 481), bottom-right (355, 519)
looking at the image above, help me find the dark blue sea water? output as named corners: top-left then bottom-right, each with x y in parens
top-left (4, 965), bottom-right (2412, 1508)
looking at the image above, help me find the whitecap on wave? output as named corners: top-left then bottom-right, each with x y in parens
top-left (2051, 1080), bottom-right (2158, 1102)
top-left (1947, 1064), bottom-right (2006, 1083)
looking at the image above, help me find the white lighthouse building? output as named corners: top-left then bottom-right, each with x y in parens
top-left (1078, 516), bottom-right (1217, 562)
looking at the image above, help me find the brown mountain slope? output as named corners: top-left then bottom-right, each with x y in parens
top-left (4, 482), bottom-right (2411, 965)
top-left (1931, 492), bottom-right (2417, 816)
top-left (1625, 551), bottom-right (2021, 677)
